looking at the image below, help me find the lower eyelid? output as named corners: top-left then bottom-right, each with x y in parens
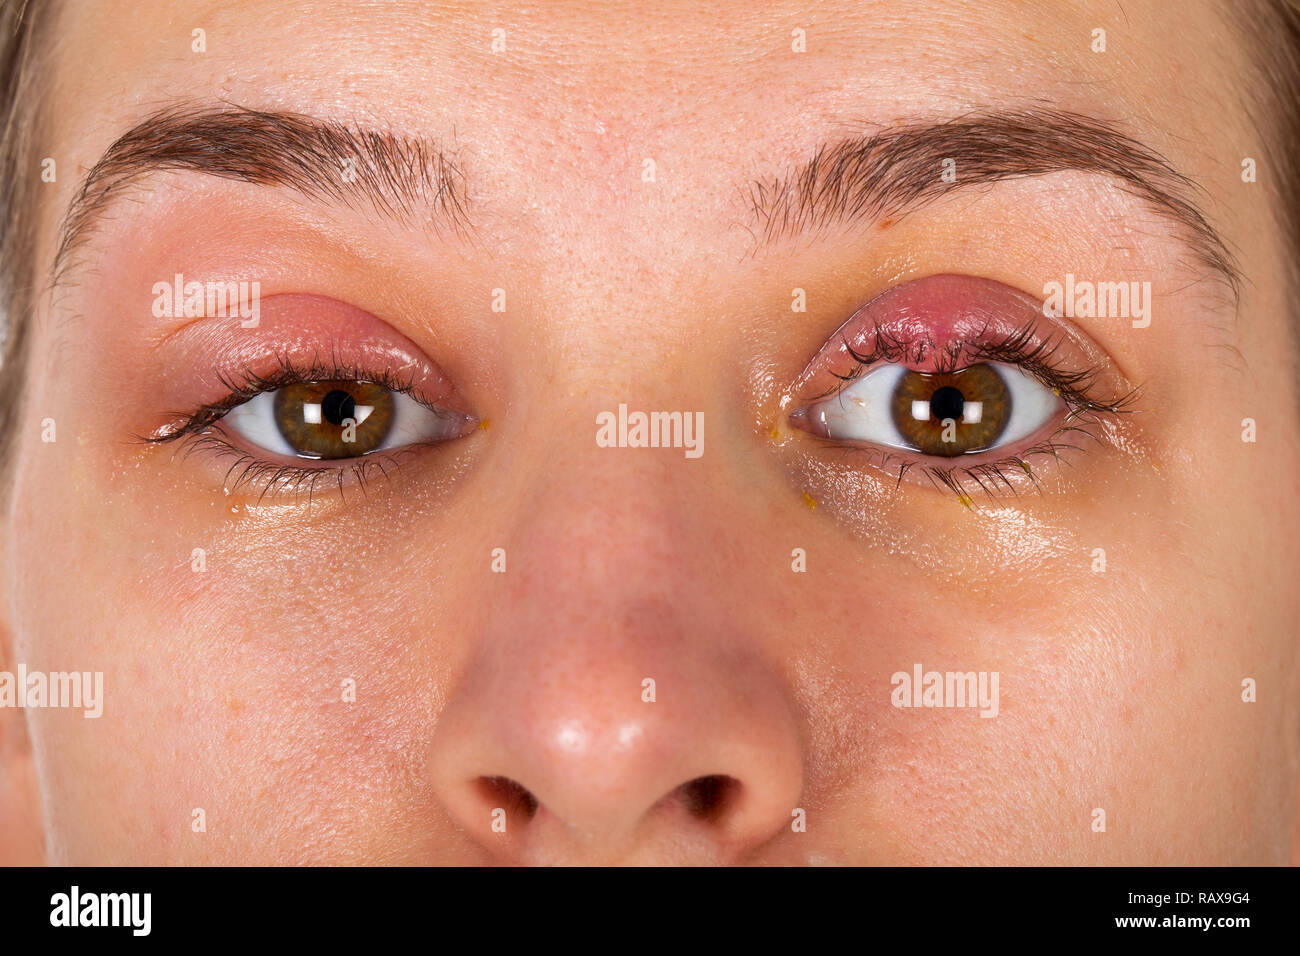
top-left (169, 427), bottom-right (434, 502)
top-left (789, 400), bottom-right (1119, 501)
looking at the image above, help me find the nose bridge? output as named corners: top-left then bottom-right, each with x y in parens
top-left (501, 406), bottom-right (711, 609)
top-left (480, 445), bottom-right (718, 739)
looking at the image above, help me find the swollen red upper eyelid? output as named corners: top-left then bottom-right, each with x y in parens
top-left (790, 273), bottom-right (1123, 400)
top-left (149, 293), bottom-right (465, 418)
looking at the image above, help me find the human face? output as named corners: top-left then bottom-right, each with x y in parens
top-left (3, 0), bottom-right (1296, 864)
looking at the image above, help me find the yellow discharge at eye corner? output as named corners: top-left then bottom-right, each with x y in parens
top-left (802, 491), bottom-right (818, 510)
top-left (768, 415), bottom-right (793, 444)
top-left (768, 395), bottom-right (797, 445)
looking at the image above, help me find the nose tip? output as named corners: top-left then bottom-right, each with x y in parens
top-left (427, 662), bottom-right (804, 864)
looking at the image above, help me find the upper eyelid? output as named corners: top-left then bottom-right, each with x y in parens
top-left (814, 323), bottom-right (1136, 418)
top-left (789, 273), bottom-right (1141, 417)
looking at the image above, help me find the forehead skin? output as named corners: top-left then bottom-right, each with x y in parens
top-left (8, 0), bottom-right (1297, 865)
top-left (37, 0), bottom-right (1263, 286)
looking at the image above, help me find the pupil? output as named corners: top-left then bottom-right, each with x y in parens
top-left (320, 389), bottom-right (356, 426)
top-left (930, 385), bottom-right (965, 421)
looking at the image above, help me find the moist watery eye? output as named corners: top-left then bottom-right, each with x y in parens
top-left (784, 273), bottom-right (1138, 499)
top-left (222, 379), bottom-right (470, 459)
top-left (142, 331), bottom-right (480, 500)
top-left (797, 360), bottom-right (1062, 457)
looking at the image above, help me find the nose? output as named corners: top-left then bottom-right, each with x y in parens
top-left (426, 458), bottom-right (804, 864)
top-left (428, 625), bottom-right (803, 863)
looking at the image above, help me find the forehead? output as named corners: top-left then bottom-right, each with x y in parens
top-left (39, 0), bottom-right (1253, 271)
top-left (47, 0), bottom-right (1246, 154)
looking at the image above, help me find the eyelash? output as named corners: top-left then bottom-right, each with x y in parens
top-left (142, 350), bottom-right (439, 503)
top-left (818, 320), bottom-right (1139, 503)
top-left (143, 321), bottom-right (1134, 504)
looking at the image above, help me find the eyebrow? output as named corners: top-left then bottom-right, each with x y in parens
top-left (52, 104), bottom-right (470, 286)
top-left (744, 108), bottom-right (1241, 301)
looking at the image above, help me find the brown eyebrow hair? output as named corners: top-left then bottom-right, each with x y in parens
top-left (744, 108), bottom-right (1242, 302)
top-left (52, 103), bottom-right (472, 287)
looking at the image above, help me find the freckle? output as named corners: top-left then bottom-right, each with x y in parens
top-left (802, 491), bottom-right (818, 510)
top-left (878, 218), bottom-right (895, 230)
top-left (227, 698), bottom-right (242, 712)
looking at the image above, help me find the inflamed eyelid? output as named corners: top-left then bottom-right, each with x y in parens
top-left (828, 320), bottom-right (1136, 416)
top-left (143, 347), bottom-right (469, 444)
top-left (138, 350), bottom-right (477, 502)
top-left (792, 274), bottom-right (1132, 401)
top-left (143, 292), bottom-right (464, 421)
top-left (786, 274), bottom-right (1140, 503)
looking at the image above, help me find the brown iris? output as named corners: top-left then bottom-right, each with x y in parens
top-left (271, 380), bottom-right (395, 458)
top-left (890, 364), bottom-right (1010, 457)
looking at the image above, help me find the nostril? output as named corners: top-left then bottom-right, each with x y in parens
top-left (477, 775), bottom-right (540, 821)
top-left (679, 774), bottom-right (741, 823)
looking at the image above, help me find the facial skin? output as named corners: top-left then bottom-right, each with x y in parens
top-left (0, 0), bottom-right (1296, 865)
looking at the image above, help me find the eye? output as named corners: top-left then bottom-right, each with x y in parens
top-left (796, 361), bottom-right (1063, 458)
top-left (221, 379), bottom-right (470, 459)
top-left (780, 275), bottom-right (1138, 501)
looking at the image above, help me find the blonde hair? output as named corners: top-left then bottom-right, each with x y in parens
top-left (0, 0), bottom-right (51, 458)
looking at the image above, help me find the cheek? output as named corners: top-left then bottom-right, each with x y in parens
top-left (784, 496), bottom-right (1288, 862)
top-left (10, 421), bottom-right (479, 862)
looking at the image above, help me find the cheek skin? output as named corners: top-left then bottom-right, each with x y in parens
top-left (739, 267), bottom-right (1298, 862)
top-left (15, 468), bottom-right (449, 862)
top-left (780, 511), bottom-right (1291, 864)
top-left (11, 319), bottom-right (480, 862)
